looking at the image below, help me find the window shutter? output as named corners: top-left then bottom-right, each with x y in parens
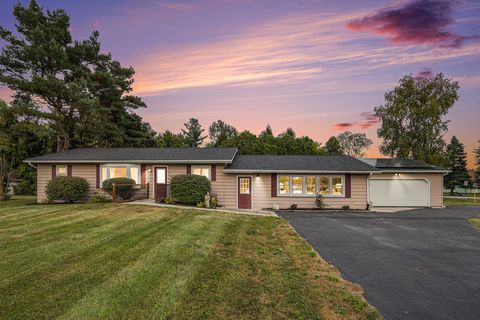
top-left (67, 165), bottom-right (72, 177)
top-left (271, 173), bottom-right (277, 197)
top-left (96, 164), bottom-right (100, 188)
top-left (141, 165), bottom-right (146, 185)
top-left (211, 164), bottom-right (216, 181)
top-left (345, 174), bottom-right (351, 198)
top-left (186, 164), bottom-right (191, 174)
top-left (52, 165), bottom-right (56, 179)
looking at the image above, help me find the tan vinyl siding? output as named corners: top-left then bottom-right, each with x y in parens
top-left (369, 172), bottom-right (444, 207)
top-left (36, 164), bottom-right (52, 203)
top-left (36, 163), bottom-right (105, 203)
top-left (250, 174), bottom-right (368, 210)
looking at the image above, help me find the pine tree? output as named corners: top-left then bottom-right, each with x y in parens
top-left (474, 139), bottom-right (480, 186)
top-left (444, 136), bottom-right (471, 195)
top-left (182, 118), bottom-right (206, 147)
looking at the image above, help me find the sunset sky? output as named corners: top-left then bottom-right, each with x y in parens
top-left (1, 0), bottom-right (479, 167)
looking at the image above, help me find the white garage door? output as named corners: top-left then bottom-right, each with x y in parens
top-left (369, 179), bottom-right (429, 207)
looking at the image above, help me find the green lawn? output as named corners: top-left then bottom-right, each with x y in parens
top-left (469, 218), bottom-right (480, 231)
top-left (0, 197), bottom-right (380, 320)
top-left (444, 197), bottom-right (480, 206)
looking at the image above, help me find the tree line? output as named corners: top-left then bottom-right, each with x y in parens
top-left (0, 1), bottom-right (478, 198)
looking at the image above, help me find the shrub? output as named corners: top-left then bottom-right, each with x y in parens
top-left (210, 195), bottom-right (218, 209)
top-left (170, 174), bottom-right (211, 205)
top-left (13, 180), bottom-right (36, 195)
top-left (90, 194), bottom-right (112, 203)
top-left (341, 205), bottom-right (350, 210)
top-left (46, 176), bottom-right (89, 203)
top-left (102, 177), bottom-right (136, 200)
top-left (164, 196), bottom-right (175, 204)
top-left (289, 203), bottom-right (298, 210)
top-left (315, 194), bottom-right (327, 209)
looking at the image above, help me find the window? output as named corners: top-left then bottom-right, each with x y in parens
top-left (319, 176), bottom-right (329, 195)
top-left (279, 176), bottom-right (290, 195)
top-left (239, 178), bottom-right (250, 194)
top-left (57, 165), bottom-right (67, 177)
top-left (277, 175), bottom-right (345, 197)
top-left (292, 176), bottom-right (303, 195)
top-left (192, 165), bottom-right (211, 180)
top-left (101, 164), bottom-right (140, 183)
top-left (305, 176), bottom-right (316, 195)
top-left (331, 176), bottom-right (344, 196)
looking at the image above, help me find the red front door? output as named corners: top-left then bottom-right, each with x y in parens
top-left (238, 177), bottom-right (252, 209)
top-left (155, 167), bottom-right (168, 201)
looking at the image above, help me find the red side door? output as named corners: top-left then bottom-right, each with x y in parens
top-left (238, 177), bottom-right (252, 209)
top-left (155, 167), bottom-right (168, 201)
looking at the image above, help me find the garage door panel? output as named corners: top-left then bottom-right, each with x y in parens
top-left (370, 179), bottom-right (429, 207)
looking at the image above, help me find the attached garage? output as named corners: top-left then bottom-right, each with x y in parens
top-left (369, 179), bottom-right (429, 207)
top-left (360, 158), bottom-right (448, 208)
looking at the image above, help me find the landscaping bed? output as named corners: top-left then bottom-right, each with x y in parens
top-left (0, 196), bottom-right (380, 320)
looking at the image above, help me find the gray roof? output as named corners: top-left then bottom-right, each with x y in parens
top-left (224, 155), bottom-right (380, 173)
top-left (358, 158), bottom-right (446, 171)
top-left (24, 148), bottom-right (238, 163)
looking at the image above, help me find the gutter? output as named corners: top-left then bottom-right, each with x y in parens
top-left (222, 169), bottom-right (382, 174)
top-left (27, 162), bottom-right (37, 170)
top-left (23, 159), bottom-right (234, 164)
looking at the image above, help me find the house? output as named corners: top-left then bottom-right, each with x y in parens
top-left (24, 148), bottom-right (448, 209)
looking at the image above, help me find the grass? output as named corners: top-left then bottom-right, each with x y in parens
top-left (444, 197), bottom-right (480, 206)
top-left (0, 196), bottom-right (380, 320)
top-left (469, 218), bottom-right (480, 231)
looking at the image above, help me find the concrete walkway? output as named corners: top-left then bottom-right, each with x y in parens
top-left (126, 199), bottom-right (277, 217)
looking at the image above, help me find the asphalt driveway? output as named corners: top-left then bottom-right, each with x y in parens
top-left (279, 207), bottom-right (480, 320)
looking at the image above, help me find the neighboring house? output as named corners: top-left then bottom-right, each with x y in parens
top-left (24, 148), bottom-right (448, 209)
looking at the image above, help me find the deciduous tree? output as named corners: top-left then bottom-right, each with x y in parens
top-left (325, 136), bottom-right (343, 155)
top-left (375, 73), bottom-right (459, 165)
top-left (336, 131), bottom-right (372, 157)
top-left (208, 120), bottom-right (238, 147)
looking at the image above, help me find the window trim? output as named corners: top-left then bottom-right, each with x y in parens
top-left (100, 164), bottom-right (141, 184)
top-left (191, 165), bottom-right (211, 180)
top-left (276, 174), bottom-right (345, 197)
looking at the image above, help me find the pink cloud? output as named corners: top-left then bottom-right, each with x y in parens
top-left (333, 123), bottom-right (354, 130)
top-left (347, 0), bottom-right (478, 48)
top-left (414, 67), bottom-right (434, 80)
top-left (357, 111), bottom-right (381, 129)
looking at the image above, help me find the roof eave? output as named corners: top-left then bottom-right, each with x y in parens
top-left (222, 169), bottom-right (381, 174)
top-left (380, 169), bottom-right (450, 173)
top-left (24, 159), bottom-right (234, 164)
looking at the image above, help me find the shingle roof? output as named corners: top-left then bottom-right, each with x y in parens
top-left (358, 158), bottom-right (446, 171)
top-left (24, 148), bottom-right (238, 163)
top-left (224, 155), bottom-right (380, 172)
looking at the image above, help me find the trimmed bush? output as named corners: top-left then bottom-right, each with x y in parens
top-left (170, 174), bottom-right (211, 205)
top-left (102, 177), bottom-right (136, 200)
top-left (46, 176), bottom-right (89, 203)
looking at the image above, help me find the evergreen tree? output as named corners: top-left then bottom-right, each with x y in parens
top-left (182, 118), bottom-right (206, 147)
top-left (208, 120), bottom-right (238, 147)
top-left (0, 1), bottom-right (153, 151)
top-left (325, 136), bottom-right (343, 155)
top-left (156, 130), bottom-right (187, 148)
top-left (258, 125), bottom-right (277, 154)
top-left (444, 136), bottom-right (471, 195)
top-left (474, 139), bottom-right (480, 186)
top-left (233, 131), bottom-right (261, 154)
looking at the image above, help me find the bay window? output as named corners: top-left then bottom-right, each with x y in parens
top-left (192, 165), bottom-right (211, 180)
top-left (277, 175), bottom-right (344, 197)
top-left (101, 164), bottom-right (140, 184)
